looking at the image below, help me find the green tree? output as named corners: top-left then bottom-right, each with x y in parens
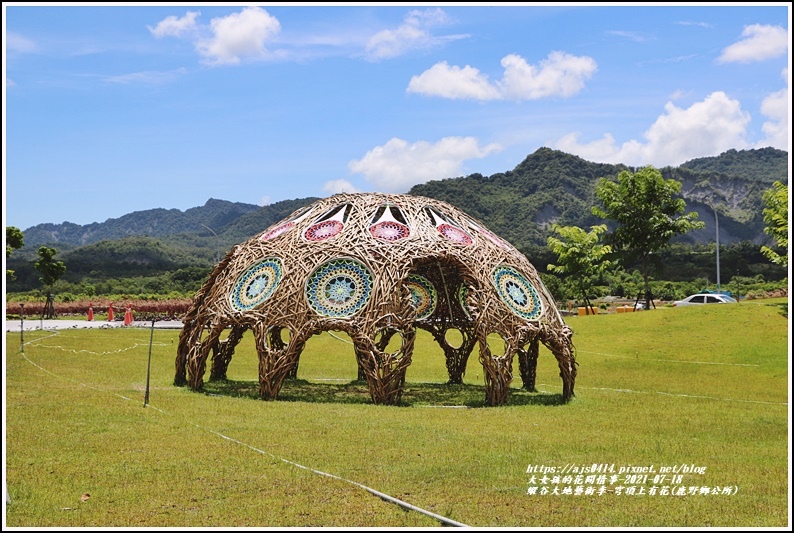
top-left (34, 246), bottom-right (67, 319)
top-left (6, 226), bottom-right (25, 280)
top-left (760, 181), bottom-right (788, 267)
top-left (546, 224), bottom-right (614, 314)
top-left (592, 165), bottom-right (704, 310)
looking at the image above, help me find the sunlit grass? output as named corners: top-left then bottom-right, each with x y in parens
top-left (5, 298), bottom-right (789, 527)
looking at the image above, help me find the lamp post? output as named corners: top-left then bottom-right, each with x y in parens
top-left (709, 201), bottom-right (720, 292)
top-left (201, 224), bottom-right (220, 264)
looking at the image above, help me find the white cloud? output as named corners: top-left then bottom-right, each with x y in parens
top-left (6, 78), bottom-right (16, 88)
top-left (407, 52), bottom-right (596, 101)
top-left (104, 67), bottom-right (188, 85)
top-left (674, 21), bottom-right (713, 29)
top-left (605, 30), bottom-right (651, 43)
top-left (407, 61), bottom-right (501, 100)
top-left (756, 68), bottom-right (790, 150)
top-left (365, 8), bottom-right (465, 61)
top-left (554, 92), bottom-right (752, 167)
top-left (323, 179), bottom-right (359, 195)
top-left (717, 24), bottom-right (788, 64)
top-left (197, 7), bottom-right (281, 65)
top-left (348, 137), bottom-right (502, 192)
top-left (498, 52), bottom-right (598, 100)
top-left (7, 32), bottom-right (37, 53)
top-left (148, 11), bottom-right (200, 38)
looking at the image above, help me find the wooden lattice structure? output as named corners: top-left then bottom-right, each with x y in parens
top-left (175, 192), bottom-right (577, 406)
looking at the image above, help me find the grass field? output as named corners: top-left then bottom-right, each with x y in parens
top-left (4, 299), bottom-right (790, 527)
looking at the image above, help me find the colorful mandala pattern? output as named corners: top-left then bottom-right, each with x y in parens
top-left (230, 258), bottom-right (283, 312)
top-left (404, 275), bottom-right (437, 320)
top-left (369, 221), bottom-right (410, 241)
top-left (438, 223), bottom-right (473, 245)
top-left (304, 220), bottom-right (344, 241)
top-left (492, 266), bottom-right (543, 320)
top-left (259, 221), bottom-right (295, 242)
top-left (479, 227), bottom-right (511, 250)
top-left (306, 258), bottom-right (373, 317)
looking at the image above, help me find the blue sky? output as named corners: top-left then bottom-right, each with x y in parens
top-left (3, 3), bottom-right (790, 231)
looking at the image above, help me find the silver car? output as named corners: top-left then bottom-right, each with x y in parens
top-left (672, 293), bottom-right (737, 306)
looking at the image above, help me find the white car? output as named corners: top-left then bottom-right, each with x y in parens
top-left (672, 293), bottom-right (737, 306)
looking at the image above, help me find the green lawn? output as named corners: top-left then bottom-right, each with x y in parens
top-left (4, 299), bottom-right (789, 527)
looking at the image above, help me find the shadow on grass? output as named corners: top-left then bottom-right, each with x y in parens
top-left (201, 378), bottom-right (567, 408)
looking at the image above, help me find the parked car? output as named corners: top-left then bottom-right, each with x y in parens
top-left (672, 293), bottom-right (737, 306)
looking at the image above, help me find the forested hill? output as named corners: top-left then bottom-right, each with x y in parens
top-left (17, 147), bottom-right (788, 252)
top-left (410, 146), bottom-right (788, 249)
top-left (679, 147), bottom-right (788, 182)
top-left (20, 197), bottom-right (317, 249)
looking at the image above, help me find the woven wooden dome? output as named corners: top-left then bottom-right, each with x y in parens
top-left (175, 192), bottom-right (577, 406)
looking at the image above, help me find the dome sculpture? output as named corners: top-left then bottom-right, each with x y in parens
top-left (175, 192), bottom-right (577, 406)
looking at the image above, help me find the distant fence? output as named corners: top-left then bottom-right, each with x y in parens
top-left (6, 299), bottom-right (193, 321)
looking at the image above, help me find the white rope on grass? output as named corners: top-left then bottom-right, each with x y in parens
top-left (193, 423), bottom-right (469, 528)
top-left (577, 349), bottom-right (761, 367)
top-left (13, 345), bottom-right (470, 528)
top-left (535, 383), bottom-right (787, 406)
top-left (327, 331), bottom-right (354, 344)
top-left (18, 348), bottom-right (138, 403)
top-left (25, 341), bottom-right (168, 356)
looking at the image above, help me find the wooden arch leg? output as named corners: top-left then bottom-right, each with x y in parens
top-left (174, 322), bottom-right (202, 387)
top-left (540, 326), bottom-right (577, 402)
top-left (517, 336), bottom-right (540, 392)
top-left (478, 331), bottom-right (515, 406)
top-left (356, 328), bottom-right (397, 382)
top-left (354, 326), bottom-right (415, 405)
top-left (210, 325), bottom-right (246, 381)
top-left (428, 325), bottom-right (477, 385)
top-left (254, 325), bottom-right (306, 400)
top-left (186, 324), bottom-right (224, 391)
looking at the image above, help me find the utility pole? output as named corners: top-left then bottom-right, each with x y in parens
top-left (709, 201), bottom-right (721, 292)
top-left (201, 224), bottom-right (220, 264)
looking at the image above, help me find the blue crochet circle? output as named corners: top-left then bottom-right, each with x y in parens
top-left (230, 258), bottom-right (283, 312)
top-left (492, 266), bottom-right (543, 320)
top-left (306, 258), bottom-right (373, 317)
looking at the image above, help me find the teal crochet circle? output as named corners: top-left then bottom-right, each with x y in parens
top-left (230, 258), bottom-right (283, 312)
top-left (492, 266), bottom-right (543, 320)
top-left (306, 258), bottom-right (373, 317)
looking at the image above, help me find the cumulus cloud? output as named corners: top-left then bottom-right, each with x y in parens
top-left (756, 68), bottom-right (790, 150)
top-left (717, 24), bottom-right (788, 63)
top-left (498, 52), bottom-right (598, 100)
top-left (147, 11), bottom-right (200, 38)
top-left (149, 7), bottom-right (281, 66)
top-left (406, 61), bottom-right (501, 100)
top-left (365, 8), bottom-right (465, 61)
top-left (197, 7), bottom-right (281, 65)
top-left (348, 137), bottom-right (502, 192)
top-left (407, 51), bottom-right (597, 101)
top-left (323, 179), bottom-right (360, 195)
top-left (554, 92), bottom-right (752, 167)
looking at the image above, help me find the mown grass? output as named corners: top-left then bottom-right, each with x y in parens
top-left (4, 298), bottom-right (789, 527)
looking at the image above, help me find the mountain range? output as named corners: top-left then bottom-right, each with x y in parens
top-left (8, 146), bottom-right (789, 289)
